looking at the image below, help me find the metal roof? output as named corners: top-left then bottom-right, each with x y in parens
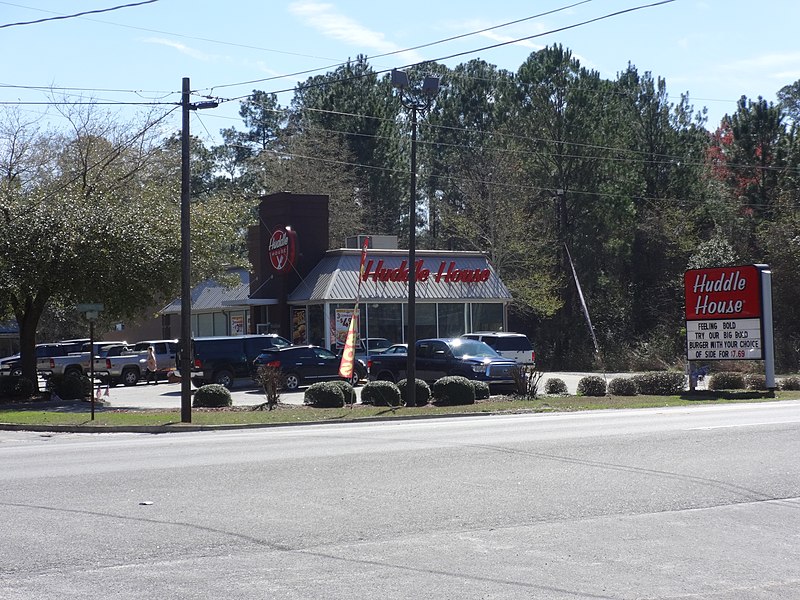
top-left (288, 249), bottom-right (512, 304)
top-left (161, 268), bottom-right (251, 314)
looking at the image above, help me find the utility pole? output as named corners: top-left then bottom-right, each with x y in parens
top-left (179, 77), bottom-right (219, 423)
top-left (180, 77), bottom-right (192, 423)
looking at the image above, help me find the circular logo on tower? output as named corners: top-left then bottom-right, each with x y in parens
top-left (268, 227), bottom-right (296, 273)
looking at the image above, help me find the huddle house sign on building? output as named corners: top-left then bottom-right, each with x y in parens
top-left (246, 192), bottom-right (513, 350)
top-left (684, 264), bottom-right (776, 387)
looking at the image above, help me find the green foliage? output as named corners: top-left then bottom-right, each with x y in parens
top-left (50, 373), bottom-right (92, 400)
top-left (304, 381), bottom-right (345, 408)
top-left (631, 371), bottom-right (686, 395)
top-left (744, 373), bottom-right (767, 390)
top-left (780, 376), bottom-right (800, 391)
top-left (397, 378), bottom-right (431, 407)
top-left (708, 372), bottom-right (746, 391)
top-left (193, 384), bottom-right (232, 408)
top-left (608, 377), bottom-right (637, 396)
top-left (329, 380), bottom-right (356, 405)
top-left (544, 378), bottom-right (569, 395)
top-left (13, 377), bottom-right (36, 399)
top-left (432, 376), bottom-right (476, 406)
top-left (510, 365), bottom-right (543, 398)
top-left (361, 380), bottom-right (402, 407)
top-left (472, 380), bottom-right (491, 400)
top-left (576, 376), bottom-right (606, 397)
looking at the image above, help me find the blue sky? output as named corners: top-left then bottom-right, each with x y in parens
top-left (2, 0), bottom-right (799, 144)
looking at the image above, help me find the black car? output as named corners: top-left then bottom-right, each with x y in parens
top-left (253, 345), bottom-right (365, 391)
top-left (189, 334), bottom-right (291, 389)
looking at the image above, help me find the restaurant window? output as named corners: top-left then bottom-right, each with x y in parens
top-left (470, 303), bottom-right (504, 332)
top-left (437, 303), bottom-right (465, 338)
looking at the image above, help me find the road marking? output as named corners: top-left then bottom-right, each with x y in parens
top-left (689, 419), bottom-right (800, 431)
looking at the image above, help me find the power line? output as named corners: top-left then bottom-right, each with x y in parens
top-left (0, 0), bottom-right (159, 29)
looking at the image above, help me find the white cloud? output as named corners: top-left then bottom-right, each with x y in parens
top-left (722, 52), bottom-right (800, 72)
top-left (288, 1), bottom-right (423, 63)
top-left (143, 38), bottom-right (212, 61)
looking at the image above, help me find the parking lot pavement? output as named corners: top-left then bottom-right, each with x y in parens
top-left (95, 380), bottom-right (335, 410)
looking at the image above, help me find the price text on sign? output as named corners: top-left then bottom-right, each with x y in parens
top-left (686, 318), bottom-right (762, 360)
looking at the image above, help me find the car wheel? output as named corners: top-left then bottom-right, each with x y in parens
top-left (283, 372), bottom-right (300, 391)
top-left (349, 370), bottom-right (360, 387)
top-left (213, 369), bottom-right (234, 389)
top-left (122, 368), bottom-right (139, 386)
top-left (11, 367), bottom-right (22, 377)
top-left (191, 378), bottom-right (207, 389)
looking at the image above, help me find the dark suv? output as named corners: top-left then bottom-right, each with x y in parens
top-left (189, 334), bottom-right (291, 389)
top-left (253, 345), bottom-right (365, 391)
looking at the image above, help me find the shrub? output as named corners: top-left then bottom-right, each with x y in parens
top-left (744, 373), bottom-right (767, 390)
top-left (51, 373), bottom-right (92, 400)
top-left (544, 378), bottom-right (568, 395)
top-left (361, 380), bottom-right (402, 406)
top-left (304, 381), bottom-right (345, 408)
top-left (254, 364), bottom-right (282, 410)
top-left (13, 377), bottom-right (36, 399)
top-left (329, 380), bottom-right (357, 404)
top-left (608, 377), bottom-right (637, 396)
top-left (510, 365), bottom-right (543, 398)
top-left (193, 383), bottom-right (232, 407)
top-left (397, 378), bottom-right (431, 406)
top-left (780, 376), bottom-right (800, 391)
top-left (707, 371), bottom-right (745, 390)
top-left (631, 371), bottom-right (686, 395)
top-left (576, 375), bottom-right (606, 397)
top-left (432, 376), bottom-right (476, 406)
top-left (472, 380), bottom-right (491, 400)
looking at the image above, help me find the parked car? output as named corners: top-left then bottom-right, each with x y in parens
top-left (189, 334), bottom-right (291, 389)
top-left (460, 332), bottom-right (535, 365)
top-left (37, 341), bottom-right (129, 379)
top-left (368, 337), bottom-right (518, 388)
top-left (0, 343), bottom-right (73, 377)
top-left (381, 343), bottom-right (408, 355)
top-left (253, 345), bottom-right (364, 391)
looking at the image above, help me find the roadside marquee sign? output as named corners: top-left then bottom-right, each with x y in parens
top-left (684, 264), bottom-right (775, 388)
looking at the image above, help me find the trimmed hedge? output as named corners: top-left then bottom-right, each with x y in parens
top-left (780, 376), bottom-right (800, 391)
top-left (707, 371), bottom-right (745, 390)
top-left (744, 373), bottom-right (767, 390)
top-left (472, 380), bottom-right (491, 400)
top-left (193, 383), bottom-right (232, 407)
top-left (329, 380), bottom-right (357, 404)
top-left (544, 378), bottom-right (568, 395)
top-left (608, 377), bottom-right (637, 396)
top-left (631, 371), bottom-right (686, 395)
top-left (304, 381), bottom-right (345, 408)
top-left (577, 375), bottom-right (606, 397)
top-left (361, 380), bottom-right (402, 406)
top-left (397, 378), bottom-right (431, 406)
top-left (432, 376), bottom-right (476, 406)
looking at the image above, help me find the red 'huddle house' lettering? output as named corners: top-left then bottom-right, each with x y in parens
top-left (361, 259), bottom-right (491, 284)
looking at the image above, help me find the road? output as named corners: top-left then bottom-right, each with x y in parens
top-left (2, 401), bottom-right (799, 599)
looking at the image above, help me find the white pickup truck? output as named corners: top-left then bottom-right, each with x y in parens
top-left (95, 339), bottom-right (178, 386)
top-left (37, 342), bottom-right (129, 379)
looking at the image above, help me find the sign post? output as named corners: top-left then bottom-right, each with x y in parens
top-left (77, 303), bottom-right (104, 419)
top-left (684, 265), bottom-right (775, 391)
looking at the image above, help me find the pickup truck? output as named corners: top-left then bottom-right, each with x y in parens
top-left (95, 350), bottom-right (149, 386)
top-left (367, 337), bottom-right (518, 387)
top-left (37, 342), bottom-right (129, 379)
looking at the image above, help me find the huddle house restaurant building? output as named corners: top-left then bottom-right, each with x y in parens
top-left (246, 192), bottom-right (513, 348)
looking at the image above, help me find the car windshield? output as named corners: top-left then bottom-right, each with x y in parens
top-left (449, 339), bottom-right (501, 358)
top-left (368, 339), bottom-right (391, 350)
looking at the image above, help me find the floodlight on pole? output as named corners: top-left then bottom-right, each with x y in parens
top-left (391, 68), bottom-right (440, 408)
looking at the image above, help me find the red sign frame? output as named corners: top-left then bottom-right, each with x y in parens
top-left (684, 265), bottom-right (762, 321)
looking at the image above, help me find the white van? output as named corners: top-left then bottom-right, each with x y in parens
top-left (461, 332), bottom-right (535, 365)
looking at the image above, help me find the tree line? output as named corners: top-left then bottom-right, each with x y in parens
top-left (3, 44), bottom-right (799, 381)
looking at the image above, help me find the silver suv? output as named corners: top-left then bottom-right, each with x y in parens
top-left (460, 332), bottom-right (535, 365)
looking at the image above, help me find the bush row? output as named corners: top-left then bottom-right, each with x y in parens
top-left (309, 376), bottom-right (488, 408)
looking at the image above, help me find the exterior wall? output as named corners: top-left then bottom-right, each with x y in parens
top-left (249, 192), bottom-right (330, 339)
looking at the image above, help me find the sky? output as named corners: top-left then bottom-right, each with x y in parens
top-left (2, 0), bottom-right (800, 145)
